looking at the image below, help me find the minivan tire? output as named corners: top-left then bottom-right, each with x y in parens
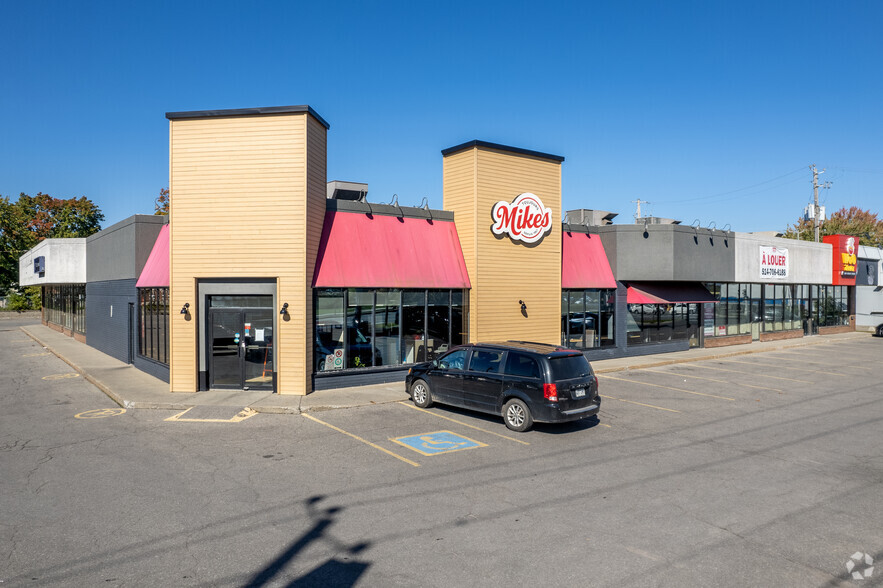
top-left (411, 379), bottom-right (433, 408)
top-left (503, 398), bottom-right (533, 432)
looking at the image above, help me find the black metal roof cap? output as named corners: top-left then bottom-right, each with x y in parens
top-left (441, 140), bottom-right (564, 163)
top-left (165, 105), bottom-right (330, 129)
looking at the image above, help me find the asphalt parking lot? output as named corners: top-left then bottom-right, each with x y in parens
top-left (2, 314), bottom-right (881, 586)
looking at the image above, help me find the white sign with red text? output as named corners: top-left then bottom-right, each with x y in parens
top-left (491, 193), bottom-right (553, 244)
top-left (759, 246), bottom-right (789, 279)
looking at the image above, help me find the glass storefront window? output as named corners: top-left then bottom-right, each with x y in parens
top-left (315, 289), bottom-right (345, 371)
top-left (43, 284), bottom-right (86, 335)
top-left (451, 290), bottom-right (466, 347)
top-left (427, 291), bottom-right (451, 360)
top-left (402, 290), bottom-right (426, 364)
top-left (374, 289), bottom-right (401, 368)
top-left (562, 289), bottom-right (615, 349)
top-left (346, 289), bottom-right (374, 368)
top-left (314, 288), bottom-right (466, 373)
top-left (138, 287), bottom-right (169, 364)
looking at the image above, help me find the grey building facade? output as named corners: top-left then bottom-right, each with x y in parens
top-left (85, 215), bottom-right (169, 382)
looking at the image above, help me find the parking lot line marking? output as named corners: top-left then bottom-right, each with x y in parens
top-left (641, 368), bottom-right (781, 392)
top-left (720, 357), bottom-right (842, 377)
top-left (42, 372), bottom-right (79, 380)
top-left (688, 364), bottom-right (811, 383)
top-left (599, 423), bottom-right (612, 428)
top-left (600, 374), bottom-right (735, 401)
top-left (599, 394), bottom-right (680, 413)
top-left (165, 407), bottom-right (258, 423)
top-left (22, 352), bottom-right (51, 357)
top-left (398, 402), bottom-right (530, 445)
top-left (302, 413), bottom-right (420, 467)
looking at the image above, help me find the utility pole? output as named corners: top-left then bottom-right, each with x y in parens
top-left (632, 199), bottom-right (649, 222)
top-left (809, 164), bottom-right (832, 243)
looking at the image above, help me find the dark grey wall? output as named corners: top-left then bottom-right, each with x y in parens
top-left (596, 225), bottom-right (735, 282)
top-left (87, 215), bottom-right (166, 282)
top-left (85, 279), bottom-right (169, 383)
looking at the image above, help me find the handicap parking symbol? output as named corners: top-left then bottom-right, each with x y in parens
top-left (391, 431), bottom-right (487, 456)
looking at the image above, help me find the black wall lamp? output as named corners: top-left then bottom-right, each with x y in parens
top-left (280, 302), bottom-right (289, 316)
top-left (180, 302), bottom-right (190, 315)
top-left (519, 300), bottom-right (527, 312)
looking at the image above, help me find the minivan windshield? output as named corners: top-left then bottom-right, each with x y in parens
top-left (549, 355), bottom-right (592, 380)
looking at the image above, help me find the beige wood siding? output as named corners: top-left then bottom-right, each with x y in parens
top-left (169, 112), bottom-right (326, 395)
top-left (443, 146), bottom-right (562, 344)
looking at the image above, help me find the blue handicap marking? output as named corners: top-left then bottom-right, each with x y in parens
top-left (391, 431), bottom-right (487, 456)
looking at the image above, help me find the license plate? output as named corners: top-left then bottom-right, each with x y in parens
top-left (574, 388), bottom-right (586, 398)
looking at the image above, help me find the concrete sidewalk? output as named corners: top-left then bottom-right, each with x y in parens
top-left (20, 323), bottom-right (871, 414)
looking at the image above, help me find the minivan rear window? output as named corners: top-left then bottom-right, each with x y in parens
top-left (549, 355), bottom-right (592, 380)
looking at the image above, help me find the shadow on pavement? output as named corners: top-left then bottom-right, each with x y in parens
top-left (244, 495), bottom-right (370, 588)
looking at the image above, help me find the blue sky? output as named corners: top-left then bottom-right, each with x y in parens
top-left (2, 1), bottom-right (881, 232)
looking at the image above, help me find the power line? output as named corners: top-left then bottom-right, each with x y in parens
top-left (653, 167), bottom-right (807, 204)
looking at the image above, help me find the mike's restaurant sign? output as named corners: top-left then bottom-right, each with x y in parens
top-left (491, 193), bottom-right (553, 244)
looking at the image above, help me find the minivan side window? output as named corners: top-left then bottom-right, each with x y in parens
top-left (468, 349), bottom-right (504, 373)
top-left (504, 352), bottom-right (540, 379)
top-left (438, 348), bottom-right (467, 370)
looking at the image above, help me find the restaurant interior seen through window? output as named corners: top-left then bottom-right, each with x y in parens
top-left (627, 302), bottom-right (701, 347)
top-left (315, 288), bottom-right (466, 372)
top-left (561, 289), bottom-right (615, 349)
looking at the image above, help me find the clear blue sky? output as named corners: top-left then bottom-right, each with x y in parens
top-left (2, 1), bottom-right (881, 232)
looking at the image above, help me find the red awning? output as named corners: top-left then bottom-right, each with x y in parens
top-left (313, 211), bottom-right (471, 288)
top-left (561, 231), bottom-right (616, 289)
top-left (626, 282), bottom-right (717, 304)
top-left (135, 224), bottom-right (169, 288)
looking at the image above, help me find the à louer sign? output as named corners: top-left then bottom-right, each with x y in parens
top-left (759, 246), bottom-right (789, 279)
top-left (491, 193), bottom-right (553, 244)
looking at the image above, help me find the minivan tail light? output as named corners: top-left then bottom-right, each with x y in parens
top-left (543, 383), bottom-right (558, 402)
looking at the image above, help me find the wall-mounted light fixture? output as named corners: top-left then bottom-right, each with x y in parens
top-left (519, 300), bottom-right (527, 312)
top-left (180, 302), bottom-right (190, 315)
top-left (280, 302), bottom-right (289, 316)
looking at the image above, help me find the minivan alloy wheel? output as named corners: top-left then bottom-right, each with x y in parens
top-left (503, 398), bottom-right (533, 432)
top-left (412, 380), bottom-right (433, 408)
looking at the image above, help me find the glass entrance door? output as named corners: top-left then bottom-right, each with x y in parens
top-left (208, 299), bottom-right (274, 391)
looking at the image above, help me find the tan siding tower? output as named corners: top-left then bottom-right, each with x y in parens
top-left (167, 105), bottom-right (328, 395)
top-left (442, 141), bottom-right (563, 344)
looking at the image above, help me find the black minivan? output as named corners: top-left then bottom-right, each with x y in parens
top-left (405, 341), bottom-right (600, 432)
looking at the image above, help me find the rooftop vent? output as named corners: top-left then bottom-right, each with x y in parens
top-left (565, 209), bottom-right (618, 226)
top-left (327, 181), bottom-right (368, 202)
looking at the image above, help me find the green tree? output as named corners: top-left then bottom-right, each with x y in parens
top-left (155, 187), bottom-right (169, 215)
top-left (783, 206), bottom-right (883, 247)
top-left (0, 192), bottom-right (104, 293)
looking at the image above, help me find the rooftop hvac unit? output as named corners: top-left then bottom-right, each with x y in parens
top-left (327, 181), bottom-right (368, 202)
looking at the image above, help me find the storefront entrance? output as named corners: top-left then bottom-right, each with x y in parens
top-left (208, 296), bottom-right (274, 390)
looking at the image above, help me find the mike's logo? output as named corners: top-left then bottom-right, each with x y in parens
top-left (491, 193), bottom-right (553, 244)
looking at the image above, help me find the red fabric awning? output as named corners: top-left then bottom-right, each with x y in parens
top-left (313, 211), bottom-right (471, 288)
top-left (626, 282), bottom-right (717, 304)
top-left (561, 231), bottom-right (616, 289)
top-left (135, 224), bottom-right (169, 288)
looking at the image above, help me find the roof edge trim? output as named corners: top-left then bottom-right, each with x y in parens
top-left (441, 140), bottom-right (564, 162)
top-left (165, 105), bottom-right (330, 129)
